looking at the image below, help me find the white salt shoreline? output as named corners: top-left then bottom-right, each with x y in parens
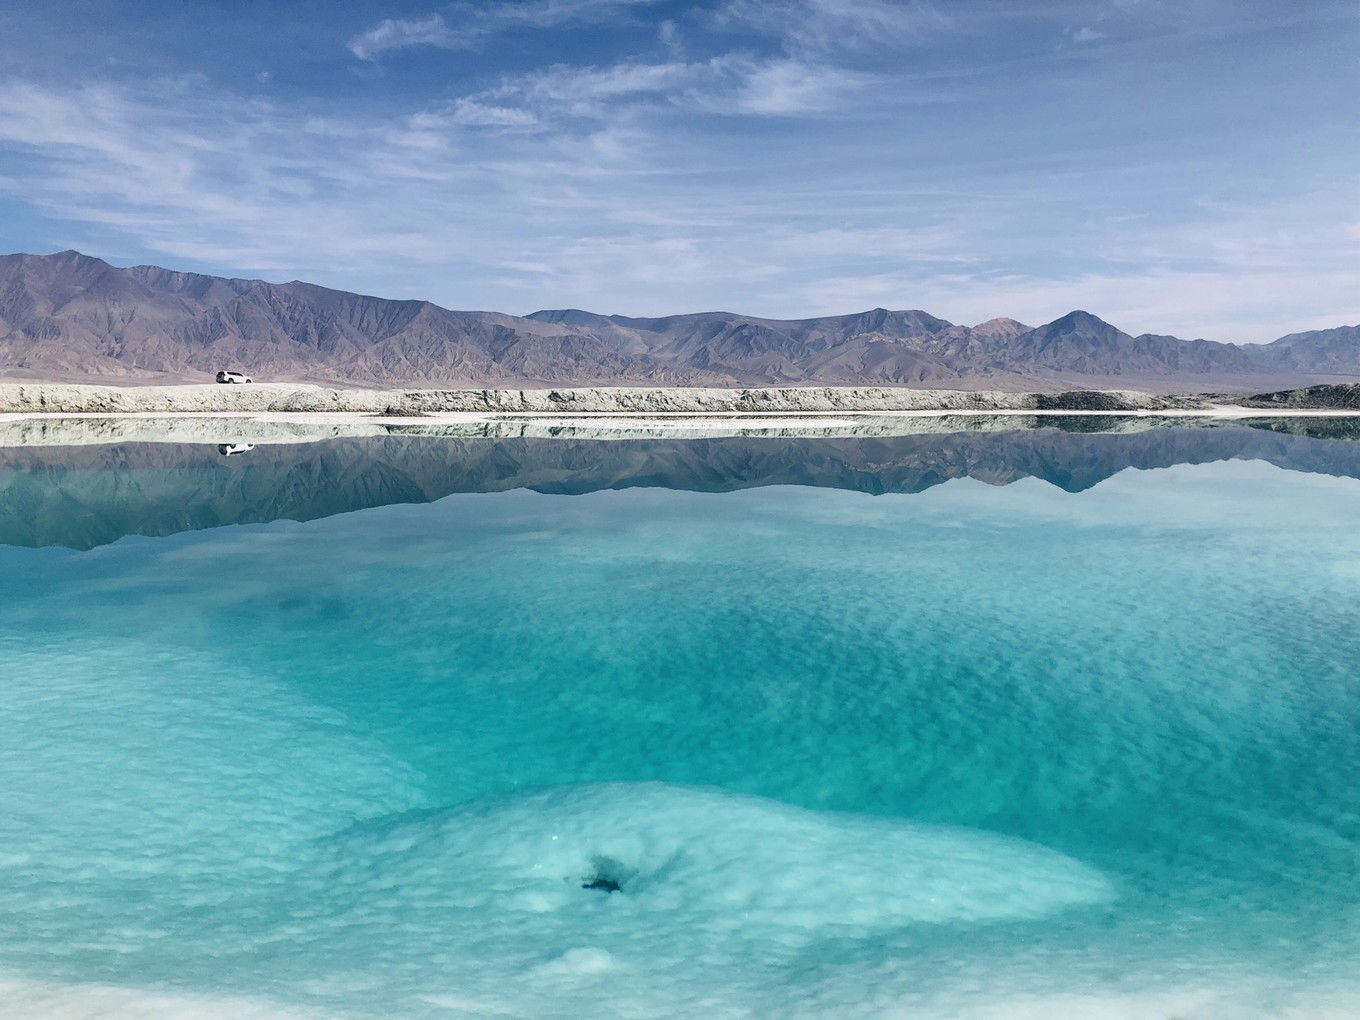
top-left (0, 405), bottom-right (1354, 448)
top-left (0, 380), bottom-right (1207, 416)
top-left (5, 404), bottom-right (1360, 422)
top-left (0, 378), bottom-right (1353, 447)
top-left (0, 380), bottom-right (1353, 424)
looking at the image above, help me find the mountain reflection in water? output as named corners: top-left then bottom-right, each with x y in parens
top-left (3, 416), bottom-right (1359, 549)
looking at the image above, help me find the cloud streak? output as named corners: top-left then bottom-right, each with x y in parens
top-left (348, 0), bottom-right (665, 60)
top-left (349, 14), bottom-right (460, 61)
top-left (443, 54), bottom-right (878, 124)
top-left (718, 0), bottom-right (954, 54)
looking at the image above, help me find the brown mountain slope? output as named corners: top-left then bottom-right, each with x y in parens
top-left (1, 250), bottom-right (1355, 388)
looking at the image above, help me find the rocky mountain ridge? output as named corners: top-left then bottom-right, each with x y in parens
top-left (2, 250), bottom-right (1355, 390)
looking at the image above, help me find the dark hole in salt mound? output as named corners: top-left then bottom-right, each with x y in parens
top-left (580, 854), bottom-right (633, 893)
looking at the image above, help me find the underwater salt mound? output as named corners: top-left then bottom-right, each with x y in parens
top-left (320, 782), bottom-right (1114, 943)
top-left (0, 644), bottom-right (423, 874)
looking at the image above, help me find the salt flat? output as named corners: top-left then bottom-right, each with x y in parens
top-left (0, 381), bottom-right (1196, 417)
top-left (0, 404), bottom-right (1357, 448)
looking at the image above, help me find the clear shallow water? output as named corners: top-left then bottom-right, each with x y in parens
top-left (1, 427), bottom-right (1359, 1017)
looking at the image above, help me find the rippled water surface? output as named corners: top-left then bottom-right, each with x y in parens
top-left (1, 423), bottom-right (1358, 1017)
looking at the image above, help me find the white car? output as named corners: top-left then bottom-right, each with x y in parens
top-left (215, 370), bottom-right (253, 384)
top-left (217, 443), bottom-right (256, 456)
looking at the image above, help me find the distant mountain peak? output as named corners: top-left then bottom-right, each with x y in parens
top-left (969, 317), bottom-right (1031, 339)
top-left (525, 308), bottom-right (617, 327)
top-left (1048, 309), bottom-right (1117, 329)
top-left (50, 249), bottom-right (111, 267)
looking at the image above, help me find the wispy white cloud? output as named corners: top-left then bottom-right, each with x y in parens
top-left (728, 58), bottom-right (872, 114)
top-left (443, 53), bottom-right (877, 125)
top-left (348, 14), bottom-right (460, 61)
top-left (348, 0), bottom-right (664, 61)
top-left (496, 59), bottom-right (707, 110)
top-left (0, 79), bottom-right (479, 272)
top-left (658, 19), bottom-right (683, 57)
top-left (717, 0), bottom-right (953, 54)
top-left (439, 99), bottom-right (540, 128)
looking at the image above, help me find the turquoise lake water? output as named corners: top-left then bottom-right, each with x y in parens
top-left (1, 424), bottom-right (1359, 1016)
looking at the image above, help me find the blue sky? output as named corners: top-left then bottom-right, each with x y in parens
top-left (0, 0), bottom-right (1355, 339)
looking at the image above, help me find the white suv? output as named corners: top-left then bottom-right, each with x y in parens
top-left (215, 370), bottom-right (253, 384)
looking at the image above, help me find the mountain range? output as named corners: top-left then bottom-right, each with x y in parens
top-left (2, 250), bottom-right (1356, 390)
